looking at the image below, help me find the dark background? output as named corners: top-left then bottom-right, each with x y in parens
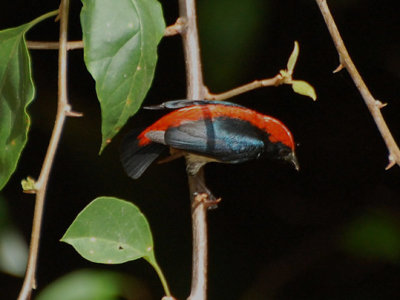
top-left (1, 0), bottom-right (400, 299)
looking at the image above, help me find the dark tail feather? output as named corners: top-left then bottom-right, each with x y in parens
top-left (120, 131), bottom-right (165, 179)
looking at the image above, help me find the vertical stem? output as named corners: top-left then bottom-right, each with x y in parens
top-left (178, 1), bottom-right (208, 300)
top-left (18, 1), bottom-right (71, 299)
top-left (187, 170), bottom-right (208, 300)
top-left (179, 0), bottom-right (204, 99)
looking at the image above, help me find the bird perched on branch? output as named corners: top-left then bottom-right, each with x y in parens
top-left (120, 100), bottom-right (299, 180)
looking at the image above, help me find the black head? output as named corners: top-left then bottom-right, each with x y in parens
top-left (264, 140), bottom-right (300, 171)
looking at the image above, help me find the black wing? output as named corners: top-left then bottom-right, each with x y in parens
top-left (164, 117), bottom-right (266, 163)
top-left (144, 99), bottom-right (246, 110)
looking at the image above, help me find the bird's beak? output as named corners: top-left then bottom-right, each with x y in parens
top-left (285, 152), bottom-right (300, 171)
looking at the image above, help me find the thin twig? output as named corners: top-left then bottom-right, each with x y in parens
top-left (18, 1), bottom-right (73, 299)
top-left (27, 18), bottom-right (185, 50)
top-left (27, 40), bottom-right (83, 50)
top-left (164, 18), bottom-right (185, 36)
top-left (205, 74), bottom-right (283, 101)
top-left (178, 0), bottom-right (208, 300)
top-left (315, 0), bottom-right (400, 169)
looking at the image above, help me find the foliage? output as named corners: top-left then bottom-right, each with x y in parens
top-left (36, 269), bottom-right (149, 300)
top-left (281, 41), bottom-right (317, 101)
top-left (61, 196), bottom-right (171, 296)
top-left (0, 10), bottom-right (58, 190)
top-left (62, 197), bottom-right (155, 265)
top-left (341, 210), bottom-right (400, 262)
top-left (0, 195), bottom-right (28, 277)
top-left (80, 0), bottom-right (166, 152)
top-left (1, 0), bottom-right (399, 300)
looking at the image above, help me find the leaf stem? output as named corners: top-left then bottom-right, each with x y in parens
top-left (28, 9), bottom-right (59, 28)
top-left (146, 256), bottom-right (172, 297)
top-left (18, 1), bottom-right (71, 299)
top-left (315, 0), bottom-right (400, 169)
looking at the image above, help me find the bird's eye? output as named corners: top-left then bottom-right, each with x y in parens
top-left (278, 148), bottom-right (290, 157)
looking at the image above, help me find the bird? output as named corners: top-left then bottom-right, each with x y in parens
top-left (120, 99), bottom-right (299, 180)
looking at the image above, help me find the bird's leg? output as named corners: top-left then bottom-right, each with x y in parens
top-left (190, 173), bottom-right (221, 210)
top-left (193, 192), bottom-right (221, 210)
top-left (157, 148), bottom-right (185, 164)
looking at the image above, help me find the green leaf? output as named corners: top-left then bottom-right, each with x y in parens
top-left (0, 10), bottom-right (58, 191)
top-left (21, 176), bottom-right (36, 192)
top-left (291, 80), bottom-right (317, 101)
top-left (61, 196), bottom-right (154, 264)
top-left (62, 196), bottom-right (172, 296)
top-left (341, 211), bottom-right (400, 263)
top-left (286, 41), bottom-right (299, 74)
top-left (80, 0), bottom-right (166, 153)
top-left (35, 269), bottom-right (148, 300)
top-left (0, 24), bottom-right (33, 191)
top-left (0, 195), bottom-right (28, 277)
top-left (0, 227), bottom-right (28, 277)
top-left (36, 270), bottom-right (122, 300)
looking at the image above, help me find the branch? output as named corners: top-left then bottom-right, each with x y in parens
top-left (164, 18), bottom-right (185, 36)
top-left (27, 17), bottom-right (185, 51)
top-left (205, 74), bottom-right (283, 101)
top-left (18, 1), bottom-right (79, 299)
top-left (27, 18), bottom-right (184, 50)
top-left (178, 0), bottom-right (208, 300)
top-left (315, 0), bottom-right (400, 169)
top-left (27, 40), bottom-right (83, 50)
top-left (204, 41), bottom-right (317, 102)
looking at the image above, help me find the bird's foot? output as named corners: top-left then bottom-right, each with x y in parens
top-left (193, 192), bottom-right (221, 210)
